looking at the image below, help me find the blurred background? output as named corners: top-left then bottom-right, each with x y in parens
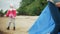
top-left (0, 0), bottom-right (47, 17)
top-left (0, 0), bottom-right (47, 34)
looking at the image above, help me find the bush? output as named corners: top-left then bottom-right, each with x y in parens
top-left (4, 10), bottom-right (7, 15)
top-left (0, 9), bottom-right (4, 17)
top-left (17, 0), bottom-right (47, 16)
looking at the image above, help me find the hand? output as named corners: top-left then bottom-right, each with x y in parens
top-left (13, 16), bottom-right (15, 18)
top-left (4, 15), bottom-right (6, 17)
top-left (56, 2), bottom-right (60, 7)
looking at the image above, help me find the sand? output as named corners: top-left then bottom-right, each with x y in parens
top-left (0, 16), bottom-right (38, 34)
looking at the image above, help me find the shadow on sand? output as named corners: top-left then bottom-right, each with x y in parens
top-left (0, 30), bottom-right (8, 34)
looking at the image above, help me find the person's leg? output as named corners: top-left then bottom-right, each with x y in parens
top-left (50, 25), bottom-right (59, 34)
top-left (7, 17), bottom-right (12, 30)
top-left (12, 18), bottom-right (15, 30)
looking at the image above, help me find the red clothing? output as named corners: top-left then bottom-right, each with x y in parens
top-left (6, 9), bottom-right (16, 18)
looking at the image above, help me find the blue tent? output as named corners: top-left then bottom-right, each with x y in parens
top-left (28, 1), bottom-right (60, 34)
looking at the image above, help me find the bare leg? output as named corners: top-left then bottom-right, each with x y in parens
top-left (12, 18), bottom-right (15, 30)
top-left (7, 17), bottom-right (12, 30)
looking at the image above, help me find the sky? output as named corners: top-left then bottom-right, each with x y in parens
top-left (0, 0), bottom-right (22, 11)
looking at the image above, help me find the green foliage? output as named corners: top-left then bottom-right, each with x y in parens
top-left (4, 10), bottom-right (8, 15)
top-left (0, 9), bottom-right (4, 17)
top-left (17, 0), bottom-right (47, 16)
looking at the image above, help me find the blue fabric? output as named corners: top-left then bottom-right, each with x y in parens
top-left (58, 32), bottom-right (60, 34)
top-left (28, 2), bottom-right (56, 34)
top-left (49, 1), bottom-right (60, 24)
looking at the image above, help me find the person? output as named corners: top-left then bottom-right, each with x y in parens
top-left (6, 4), bottom-right (16, 30)
top-left (29, 0), bottom-right (60, 34)
top-left (48, 0), bottom-right (60, 34)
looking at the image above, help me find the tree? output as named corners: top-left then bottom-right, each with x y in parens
top-left (4, 10), bottom-right (8, 15)
top-left (0, 9), bottom-right (4, 17)
top-left (17, 0), bottom-right (47, 16)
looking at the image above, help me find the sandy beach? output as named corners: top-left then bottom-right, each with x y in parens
top-left (0, 16), bottom-right (38, 34)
